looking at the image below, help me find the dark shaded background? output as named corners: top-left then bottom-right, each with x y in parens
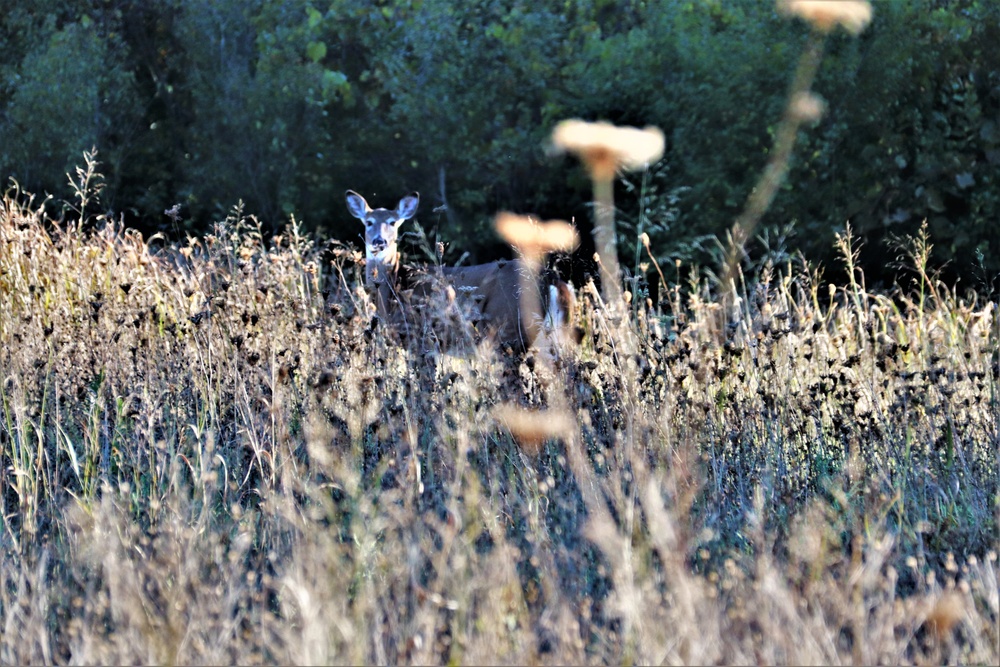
top-left (2, 0), bottom-right (998, 288)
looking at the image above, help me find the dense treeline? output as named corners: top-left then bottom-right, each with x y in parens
top-left (1, 0), bottom-right (998, 283)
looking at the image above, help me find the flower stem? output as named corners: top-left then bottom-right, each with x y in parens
top-left (722, 31), bottom-right (826, 319)
top-left (593, 175), bottom-right (623, 311)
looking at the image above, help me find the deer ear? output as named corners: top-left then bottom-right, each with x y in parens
top-left (345, 190), bottom-right (370, 220)
top-left (396, 192), bottom-right (419, 220)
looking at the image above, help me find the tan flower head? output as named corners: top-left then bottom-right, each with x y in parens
top-left (551, 120), bottom-right (665, 182)
top-left (778, 0), bottom-right (872, 35)
top-left (495, 213), bottom-right (579, 260)
top-left (789, 91), bottom-right (826, 123)
top-left (923, 590), bottom-right (965, 640)
top-left (493, 403), bottom-right (575, 455)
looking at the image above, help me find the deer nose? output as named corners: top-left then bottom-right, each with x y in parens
top-left (370, 237), bottom-right (386, 252)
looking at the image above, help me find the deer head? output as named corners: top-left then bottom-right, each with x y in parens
top-left (345, 190), bottom-right (420, 266)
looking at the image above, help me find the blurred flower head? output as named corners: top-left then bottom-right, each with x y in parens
top-left (778, 0), bottom-right (872, 35)
top-left (495, 213), bottom-right (579, 261)
top-left (551, 120), bottom-right (665, 182)
top-left (492, 403), bottom-right (575, 455)
top-left (923, 590), bottom-right (965, 640)
top-left (789, 91), bottom-right (826, 123)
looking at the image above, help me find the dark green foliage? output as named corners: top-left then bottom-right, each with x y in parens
top-left (783, 1), bottom-right (1000, 283)
top-left (1, 0), bottom-right (998, 279)
top-left (0, 2), bottom-right (141, 206)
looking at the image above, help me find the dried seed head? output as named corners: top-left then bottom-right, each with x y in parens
top-left (551, 120), bottom-right (665, 182)
top-left (789, 91), bottom-right (826, 123)
top-left (778, 0), bottom-right (872, 35)
top-left (493, 403), bottom-right (575, 455)
top-left (924, 590), bottom-right (965, 640)
top-left (495, 213), bottom-right (579, 261)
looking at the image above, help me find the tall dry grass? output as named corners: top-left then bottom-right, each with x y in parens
top-left (2, 4), bottom-right (998, 661)
top-left (1, 167), bottom-right (997, 663)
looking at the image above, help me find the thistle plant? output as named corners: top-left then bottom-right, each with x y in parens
top-left (550, 120), bottom-right (664, 314)
top-left (722, 0), bottom-right (874, 327)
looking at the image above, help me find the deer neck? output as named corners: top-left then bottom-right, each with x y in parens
top-left (365, 244), bottom-right (401, 315)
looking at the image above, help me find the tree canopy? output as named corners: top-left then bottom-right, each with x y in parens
top-left (2, 0), bottom-right (998, 284)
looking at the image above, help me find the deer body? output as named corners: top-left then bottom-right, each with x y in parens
top-left (346, 190), bottom-right (572, 352)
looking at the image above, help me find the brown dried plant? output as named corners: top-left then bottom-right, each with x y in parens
top-left (2, 9), bottom-right (998, 661)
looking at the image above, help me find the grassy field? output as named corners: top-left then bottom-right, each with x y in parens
top-left (0, 166), bottom-right (997, 664)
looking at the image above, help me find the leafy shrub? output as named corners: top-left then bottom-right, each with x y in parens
top-left (1, 1), bottom-right (998, 278)
top-left (0, 8), bottom-right (139, 208)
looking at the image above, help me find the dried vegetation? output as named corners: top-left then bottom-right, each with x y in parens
top-left (0, 174), bottom-right (997, 664)
top-left (2, 3), bottom-right (997, 659)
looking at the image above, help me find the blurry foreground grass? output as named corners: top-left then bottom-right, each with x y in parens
top-left (0, 185), bottom-right (998, 664)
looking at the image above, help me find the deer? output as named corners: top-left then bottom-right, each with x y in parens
top-left (345, 190), bottom-right (577, 353)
